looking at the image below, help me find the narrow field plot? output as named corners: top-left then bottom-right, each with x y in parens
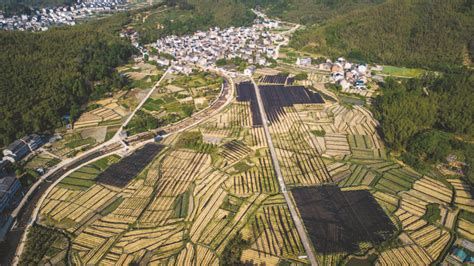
top-left (220, 140), bottom-right (252, 166)
top-left (245, 205), bottom-right (304, 259)
top-left (241, 249), bottom-right (280, 265)
top-left (376, 245), bottom-right (431, 265)
top-left (227, 150), bottom-right (278, 195)
top-left (339, 164), bottom-right (377, 188)
top-left (42, 185), bottom-right (115, 224)
top-left (372, 166), bottom-right (421, 194)
top-left (448, 178), bottom-right (474, 212)
top-left (457, 218), bottom-right (474, 241)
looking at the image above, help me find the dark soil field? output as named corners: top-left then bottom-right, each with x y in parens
top-left (259, 84), bottom-right (324, 123)
top-left (96, 143), bottom-right (164, 188)
top-left (236, 81), bottom-right (263, 127)
top-left (259, 74), bottom-right (289, 84)
top-left (292, 185), bottom-right (396, 254)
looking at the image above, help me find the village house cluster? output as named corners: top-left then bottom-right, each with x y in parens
top-left (151, 18), bottom-right (283, 74)
top-left (0, 0), bottom-right (126, 31)
top-left (327, 57), bottom-right (369, 90)
top-left (293, 56), bottom-right (371, 90)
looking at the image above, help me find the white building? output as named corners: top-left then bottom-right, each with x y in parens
top-left (244, 65), bottom-right (256, 76)
top-left (296, 57), bottom-right (312, 66)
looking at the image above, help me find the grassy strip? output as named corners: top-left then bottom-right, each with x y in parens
top-left (100, 197), bottom-right (124, 216)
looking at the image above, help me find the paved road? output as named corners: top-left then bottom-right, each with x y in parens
top-left (250, 77), bottom-right (318, 265)
top-left (0, 67), bottom-right (173, 265)
top-left (0, 142), bottom-right (122, 265)
top-left (116, 67), bottom-right (172, 138)
top-left (1, 67), bottom-right (235, 266)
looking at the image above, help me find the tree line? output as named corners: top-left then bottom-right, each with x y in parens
top-left (373, 69), bottom-right (474, 182)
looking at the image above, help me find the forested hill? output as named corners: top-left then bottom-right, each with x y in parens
top-left (288, 0), bottom-right (473, 70)
top-left (0, 14), bottom-right (134, 145)
top-left (240, 0), bottom-right (384, 25)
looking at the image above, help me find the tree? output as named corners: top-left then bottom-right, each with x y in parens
top-left (0, 13), bottom-right (135, 145)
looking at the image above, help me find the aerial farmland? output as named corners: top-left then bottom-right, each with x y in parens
top-left (1, 0), bottom-right (473, 265)
top-left (17, 69), bottom-right (470, 265)
top-left (10, 65), bottom-right (469, 265)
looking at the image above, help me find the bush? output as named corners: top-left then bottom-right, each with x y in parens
top-left (221, 233), bottom-right (249, 266)
top-left (293, 72), bottom-right (308, 80)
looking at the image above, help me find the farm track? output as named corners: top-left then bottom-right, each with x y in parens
top-left (251, 77), bottom-right (318, 265)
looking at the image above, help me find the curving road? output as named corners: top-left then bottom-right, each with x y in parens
top-left (1, 66), bottom-right (235, 266)
top-left (0, 142), bottom-right (122, 266)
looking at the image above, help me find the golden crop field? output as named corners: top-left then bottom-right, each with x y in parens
top-left (31, 74), bottom-right (472, 266)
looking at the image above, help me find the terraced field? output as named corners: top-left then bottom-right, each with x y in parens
top-left (25, 73), bottom-right (472, 265)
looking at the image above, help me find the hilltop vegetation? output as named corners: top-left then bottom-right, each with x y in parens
top-left (131, 0), bottom-right (255, 44)
top-left (0, 14), bottom-right (135, 145)
top-left (373, 71), bottom-right (474, 149)
top-left (242, 0), bottom-right (383, 25)
top-left (289, 0), bottom-right (473, 69)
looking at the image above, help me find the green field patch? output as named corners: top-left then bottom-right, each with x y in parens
top-left (98, 119), bottom-right (122, 126)
top-left (76, 165), bottom-right (101, 175)
top-left (64, 136), bottom-right (96, 149)
top-left (381, 172), bottom-right (413, 189)
top-left (422, 203), bottom-right (441, 224)
top-left (92, 155), bottom-right (120, 171)
top-left (374, 178), bottom-right (408, 193)
top-left (143, 98), bottom-right (165, 111)
top-left (46, 158), bottom-right (61, 167)
top-left (59, 155), bottom-right (120, 188)
top-left (339, 164), bottom-right (371, 187)
top-left (59, 177), bottom-right (95, 189)
top-left (68, 171), bottom-right (97, 180)
top-left (173, 191), bottom-right (191, 218)
top-left (311, 129), bottom-right (326, 137)
top-left (131, 75), bottom-right (159, 89)
top-left (378, 65), bottom-right (424, 78)
top-left (101, 197), bottom-right (124, 216)
top-left (459, 210), bottom-right (474, 223)
top-left (220, 195), bottom-right (243, 214)
top-left (232, 161), bottom-right (252, 173)
top-left (351, 149), bottom-right (377, 160)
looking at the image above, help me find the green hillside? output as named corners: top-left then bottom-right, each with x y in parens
top-left (241, 0), bottom-right (384, 25)
top-left (0, 14), bottom-right (134, 145)
top-left (289, 0), bottom-right (473, 69)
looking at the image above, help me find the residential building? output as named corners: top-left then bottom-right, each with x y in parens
top-left (2, 140), bottom-right (30, 163)
top-left (296, 57), bottom-right (312, 66)
top-left (244, 65), bottom-right (256, 76)
top-left (2, 134), bottom-right (46, 163)
top-left (0, 176), bottom-right (21, 213)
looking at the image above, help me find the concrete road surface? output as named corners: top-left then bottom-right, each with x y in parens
top-left (250, 77), bottom-right (318, 266)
